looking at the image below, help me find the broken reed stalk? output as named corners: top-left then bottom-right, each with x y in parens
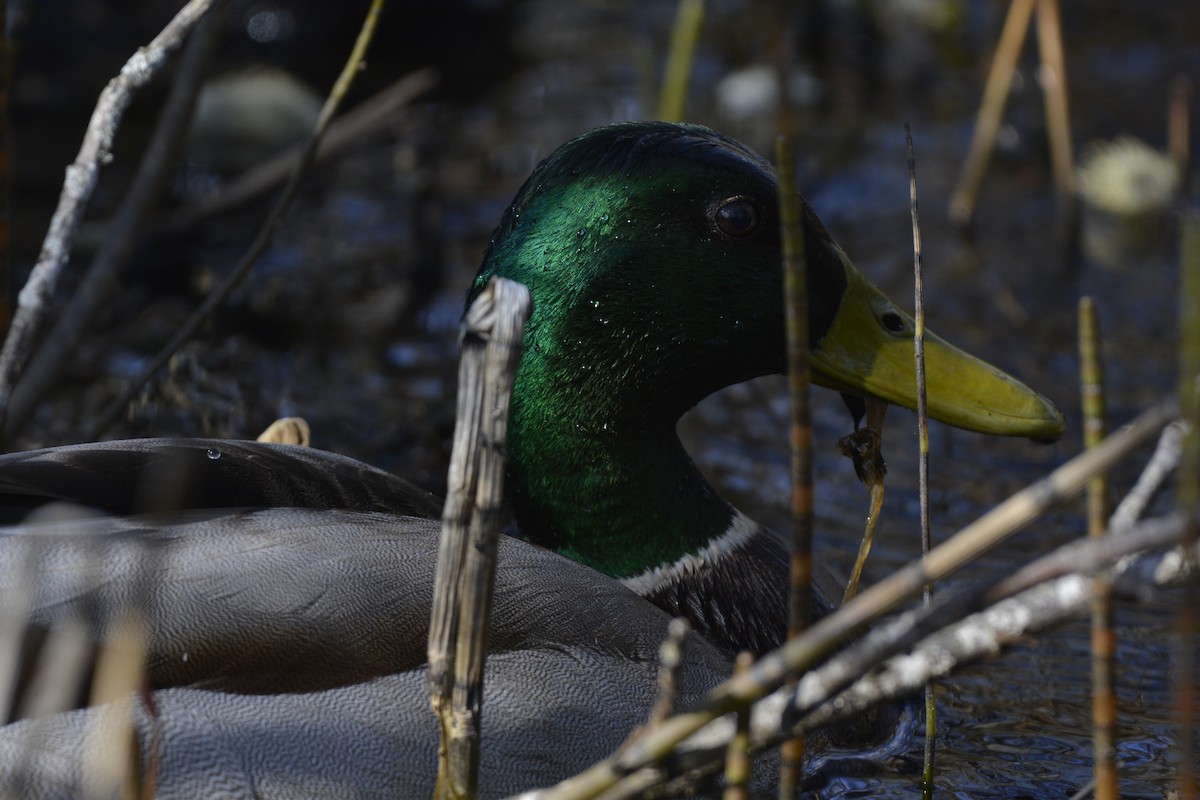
top-left (775, 134), bottom-right (812, 798)
top-left (1078, 296), bottom-right (1117, 800)
top-left (1174, 210), bottom-right (1200, 800)
top-left (657, 0), bottom-right (704, 122)
top-left (0, 540), bottom-right (34, 724)
top-left (722, 652), bottom-right (754, 800)
top-left (1079, 299), bottom-right (1110, 528)
top-left (1034, 0), bottom-right (1074, 222)
top-left (649, 619), bottom-right (690, 728)
top-left (839, 398), bottom-right (887, 607)
top-left (80, 612), bottom-right (148, 800)
top-left (0, 0), bottom-right (216, 432)
top-left (3, 0), bottom-right (226, 444)
top-left (840, 462), bottom-right (883, 605)
top-left (427, 277), bottom-right (530, 800)
top-left (905, 123), bottom-right (938, 799)
top-left (949, 0), bottom-right (1034, 227)
top-left (85, 0), bottom-right (388, 440)
top-left (15, 619), bottom-right (92, 722)
top-left (1168, 77), bottom-right (1190, 192)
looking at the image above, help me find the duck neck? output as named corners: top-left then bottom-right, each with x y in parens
top-left (506, 378), bottom-right (738, 580)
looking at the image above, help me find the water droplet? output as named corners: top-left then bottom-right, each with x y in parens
top-left (577, 229), bottom-right (585, 237)
top-left (206, 448), bottom-right (222, 460)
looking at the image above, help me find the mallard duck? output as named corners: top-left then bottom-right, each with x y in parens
top-left (0, 121), bottom-right (1063, 797)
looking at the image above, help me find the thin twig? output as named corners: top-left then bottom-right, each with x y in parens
top-left (1109, 421), bottom-right (1186, 531)
top-left (657, 0), bottom-right (704, 122)
top-left (164, 69), bottom-right (438, 234)
top-left (1034, 0), bottom-right (1074, 221)
top-left (85, 0), bottom-right (387, 440)
top-left (838, 406), bottom-right (887, 605)
top-left (0, 0), bottom-right (216, 431)
top-left (649, 619), bottom-right (690, 729)
top-left (1174, 210), bottom-right (1200, 800)
top-left (775, 133), bottom-right (811, 798)
top-left (1168, 77), bottom-right (1191, 193)
top-left (906, 122), bottom-right (938, 799)
top-left (1079, 296), bottom-right (1117, 800)
top-left (948, 0), bottom-right (1034, 228)
top-left (80, 612), bottom-right (148, 800)
top-left (1066, 778), bottom-right (1097, 800)
top-left (785, 517), bottom-right (1195, 752)
top-left (722, 652), bottom-right (754, 800)
top-left (2, 0), bottom-right (226, 444)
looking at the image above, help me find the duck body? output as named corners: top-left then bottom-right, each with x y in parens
top-left (0, 121), bottom-right (1065, 795)
top-left (0, 509), bottom-right (744, 798)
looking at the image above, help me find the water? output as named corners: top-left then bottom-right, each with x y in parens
top-left (11, 0), bottom-right (1200, 796)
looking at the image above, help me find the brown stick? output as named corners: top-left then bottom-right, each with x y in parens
top-left (0, 0), bottom-right (216, 433)
top-left (1079, 296), bottom-right (1117, 800)
top-left (722, 652), bottom-right (754, 800)
top-left (1173, 210), bottom-right (1200, 800)
top-left (427, 278), bottom-right (530, 800)
top-left (906, 122), bottom-right (939, 800)
top-left (3, 1), bottom-right (226, 444)
top-left (1034, 0), bottom-right (1074, 220)
top-left (948, 0), bottom-right (1035, 228)
top-left (1169, 77), bottom-right (1191, 198)
top-left (85, 0), bottom-right (388, 440)
top-left (649, 619), bottom-right (690, 729)
top-left (657, 0), bottom-right (704, 122)
top-left (775, 133), bottom-right (811, 798)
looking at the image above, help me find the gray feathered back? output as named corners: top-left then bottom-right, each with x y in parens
top-left (0, 509), bottom-right (747, 798)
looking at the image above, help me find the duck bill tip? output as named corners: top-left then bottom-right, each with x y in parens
top-left (809, 260), bottom-right (1066, 442)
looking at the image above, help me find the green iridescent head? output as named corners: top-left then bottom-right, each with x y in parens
top-left (467, 121), bottom-right (1063, 571)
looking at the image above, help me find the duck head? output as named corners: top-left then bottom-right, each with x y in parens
top-left (468, 121), bottom-right (1063, 589)
top-left (472, 121), bottom-right (1064, 442)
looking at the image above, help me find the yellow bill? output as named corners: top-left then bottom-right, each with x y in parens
top-left (810, 248), bottom-right (1066, 442)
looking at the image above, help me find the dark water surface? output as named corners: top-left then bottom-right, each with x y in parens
top-left (10, 0), bottom-right (1200, 796)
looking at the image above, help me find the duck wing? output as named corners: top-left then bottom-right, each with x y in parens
top-left (0, 438), bottom-right (441, 521)
top-left (3, 508), bottom-right (728, 695)
top-left (0, 508), bottom-right (742, 798)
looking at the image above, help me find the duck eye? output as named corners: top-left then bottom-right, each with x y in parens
top-left (713, 198), bottom-right (759, 238)
top-left (881, 312), bottom-right (906, 334)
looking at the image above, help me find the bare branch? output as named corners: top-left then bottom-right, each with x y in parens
top-left (0, 0), bottom-right (216, 430)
